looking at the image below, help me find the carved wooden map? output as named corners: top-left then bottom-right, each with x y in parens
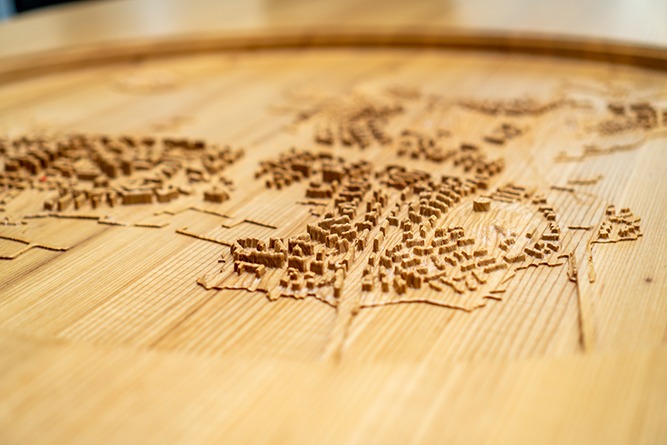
top-left (1, 44), bottom-right (666, 443)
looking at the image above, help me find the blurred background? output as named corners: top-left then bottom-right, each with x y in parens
top-left (1, 0), bottom-right (664, 41)
top-left (0, 0), bottom-right (665, 59)
top-left (1, 0), bottom-right (85, 17)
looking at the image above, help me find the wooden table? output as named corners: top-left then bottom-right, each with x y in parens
top-left (1, 0), bottom-right (666, 58)
top-left (0, 1), bottom-right (666, 444)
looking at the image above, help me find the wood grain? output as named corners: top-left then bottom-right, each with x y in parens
top-left (0, 26), bottom-right (666, 445)
top-left (2, 0), bottom-right (667, 59)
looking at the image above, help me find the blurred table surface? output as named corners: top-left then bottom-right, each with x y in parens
top-left (0, 0), bottom-right (666, 60)
top-left (1, 1), bottom-right (667, 445)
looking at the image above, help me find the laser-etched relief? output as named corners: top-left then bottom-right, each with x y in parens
top-left (1, 84), bottom-right (662, 358)
top-left (193, 87), bottom-right (659, 357)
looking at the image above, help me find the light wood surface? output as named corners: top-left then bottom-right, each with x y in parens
top-left (0, 1), bottom-right (666, 444)
top-left (1, 0), bottom-right (667, 59)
